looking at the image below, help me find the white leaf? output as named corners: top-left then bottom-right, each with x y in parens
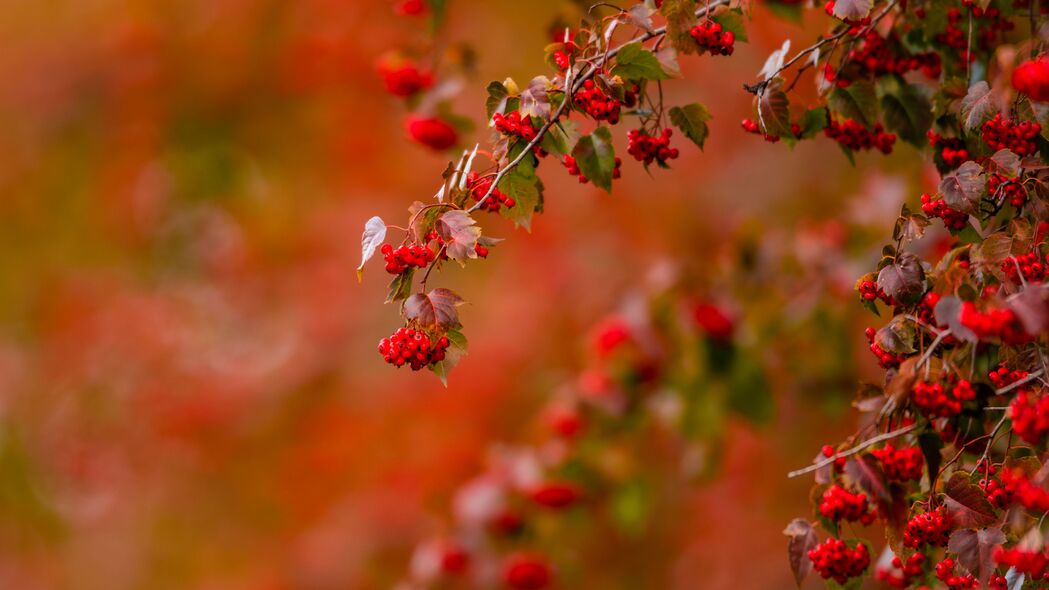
top-left (357, 216), bottom-right (387, 280)
top-left (759, 39), bottom-right (791, 81)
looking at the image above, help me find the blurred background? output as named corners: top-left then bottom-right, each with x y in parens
top-left (0, 0), bottom-right (946, 588)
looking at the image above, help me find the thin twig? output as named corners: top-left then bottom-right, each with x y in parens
top-left (787, 423), bottom-right (917, 478)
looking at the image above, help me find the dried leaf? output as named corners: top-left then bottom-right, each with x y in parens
top-left (404, 288), bottom-right (466, 329)
top-left (783, 518), bottom-right (817, 586)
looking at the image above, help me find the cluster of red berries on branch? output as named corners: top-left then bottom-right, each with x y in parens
top-left (959, 301), bottom-right (1032, 343)
top-left (870, 443), bottom-right (924, 482)
top-left (626, 129), bottom-right (680, 166)
top-left (982, 114), bottom-right (1042, 156)
top-left (1009, 389), bottom-right (1049, 444)
top-left (808, 538), bottom-right (870, 585)
top-left (857, 279), bottom-right (894, 305)
top-left (864, 326), bottom-right (907, 368)
top-left (1000, 251), bottom-right (1046, 284)
top-left (562, 154), bottom-right (622, 184)
top-left (994, 547), bottom-right (1049, 579)
top-left (875, 552), bottom-right (926, 588)
top-left (992, 467), bottom-right (1049, 512)
top-left (494, 111), bottom-right (537, 142)
top-left (740, 118), bottom-right (802, 143)
top-left (935, 5), bottom-right (1015, 63)
top-left (934, 558), bottom-right (979, 589)
top-left (988, 173), bottom-right (1029, 209)
top-left (382, 243), bottom-right (437, 275)
top-left (689, 20), bottom-right (735, 55)
top-left (911, 377), bottom-right (977, 418)
top-left (466, 171), bottom-right (515, 211)
top-left (378, 327), bottom-right (450, 370)
top-left (572, 80), bottom-right (638, 124)
top-left (837, 32), bottom-right (941, 84)
top-left (928, 132), bottom-right (971, 170)
top-left (824, 119), bottom-right (896, 154)
top-left (920, 193), bottom-right (970, 230)
top-left (818, 485), bottom-right (876, 524)
top-left (988, 364), bottom-right (1030, 388)
top-left (901, 506), bottom-right (952, 548)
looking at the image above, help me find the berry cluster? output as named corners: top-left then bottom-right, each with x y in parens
top-left (989, 173), bottom-right (1028, 209)
top-left (911, 378), bottom-right (976, 418)
top-left (857, 279), bottom-right (894, 305)
top-left (741, 118), bottom-right (802, 143)
top-left (839, 32), bottom-right (940, 83)
top-left (381, 243), bottom-right (436, 274)
top-left (808, 539), bottom-right (870, 585)
top-left (824, 119), bottom-right (896, 153)
top-left (870, 444), bottom-right (923, 482)
top-left (875, 553), bottom-right (925, 589)
top-left (626, 129), bottom-right (680, 166)
top-left (1001, 251), bottom-right (1045, 284)
top-left (689, 21), bottom-right (735, 56)
top-left (494, 111), bottom-right (537, 142)
top-left (928, 132), bottom-right (970, 169)
top-left (997, 467), bottom-right (1049, 512)
top-left (959, 301), bottom-right (1031, 343)
top-left (935, 558), bottom-right (977, 590)
top-left (935, 6), bottom-right (1014, 63)
top-left (1010, 390), bottom-right (1049, 444)
top-left (465, 171), bottom-right (515, 212)
top-left (993, 547), bottom-right (1049, 579)
top-left (562, 154), bottom-right (622, 184)
top-left (989, 364), bottom-right (1029, 388)
top-left (573, 80), bottom-right (637, 124)
top-left (902, 506), bottom-right (952, 548)
top-left (981, 114), bottom-right (1041, 156)
top-left (378, 327), bottom-right (450, 370)
top-left (818, 485), bottom-right (875, 524)
top-left (864, 326), bottom-right (907, 368)
top-left (920, 193), bottom-right (969, 230)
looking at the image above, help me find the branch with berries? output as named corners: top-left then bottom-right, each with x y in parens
top-left (360, 0), bottom-right (742, 383)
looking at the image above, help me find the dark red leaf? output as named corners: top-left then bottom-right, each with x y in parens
top-left (403, 288), bottom-right (466, 328)
top-left (948, 527), bottom-right (1005, 586)
top-left (943, 473), bottom-right (998, 528)
top-left (783, 518), bottom-right (817, 586)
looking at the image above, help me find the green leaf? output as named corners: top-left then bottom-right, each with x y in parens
top-left (386, 269), bottom-right (415, 303)
top-left (660, 0), bottom-right (699, 54)
top-left (613, 43), bottom-right (674, 81)
top-left (429, 328), bottom-right (469, 386)
top-left (798, 107), bottom-right (828, 139)
top-left (669, 103), bottom-right (712, 149)
top-left (711, 8), bottom-right (748, 42)
top-left (765, 1), bottom-right (803, 23)
top-left (829, 80), bottom-right (879, 128)
top-left (498, 148), bottom-right (542, 229)
top-left (485, 81), bottom-right (510, 120)
top-left (540, 120), bottom-right (579, 156)
top-left (878, 76), bottom-right (933, 146)
top-left (572, 127), bottom-right (617, 192)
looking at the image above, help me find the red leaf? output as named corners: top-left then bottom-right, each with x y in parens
top-left (437, 210), bottom-right (482, 263)
top-left (948, 527), bottom-right (1005, 586)
top-left (403, 288), bottom-right (466, 328)
top-left (783, 518), bottom-right (817, 586)
top-left (844, 455), bottom-right (892, 503)
top-left (943, 473), bottom-right (998, 528)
